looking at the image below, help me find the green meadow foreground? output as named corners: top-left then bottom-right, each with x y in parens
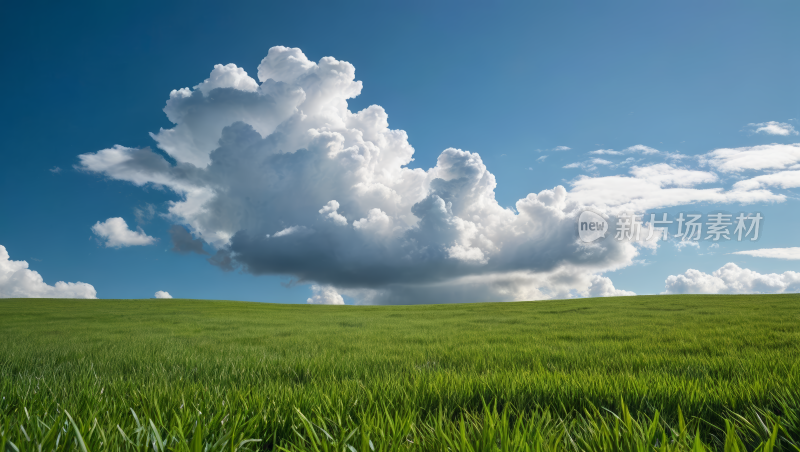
top-left (1, 295), bottom-right (798, 451)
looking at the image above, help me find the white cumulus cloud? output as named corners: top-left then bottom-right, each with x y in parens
top-left (194, 63), bottom-right (259, 96)
top-left (0, 245), bottom-right (96, 298)
top-left (91, 217), bottom-right (157, 248)
top-left (319, 200), bottom-right (348, 225)
top-left (587, 275), bottom-right (636, 297)
top-left (663, 263), bottom-right (800, 294)
top-left (307, 284), bottom-right (344, 304)
top-left (74, 46), bottom-right (786, 305)
top-left (154, 290), bottom-right (172, 298)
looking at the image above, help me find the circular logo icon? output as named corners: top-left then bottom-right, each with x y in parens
top-left (578, 210), bottom-right (608, 243)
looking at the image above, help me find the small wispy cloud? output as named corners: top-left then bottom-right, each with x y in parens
top-left (611, 157), bottom-right (637, 168)
top-left (537, 155), bottom-right (547, 161)
top-left (134, 203), bottom-right (156, 224)
top-left (49, 166), bottom-right (62, 173)
top-left (664, 152), bottom-right (689, 160)
top-left (591, 146), bottom-right (686, 163)
top-left (732, 247), bottom-right (800, 260)
top-left (622, 144), bottom-right (660, 155)
top-left (745, 121), bottom-right (798, 136)
top-left (563, 158), bottom-right (613, 171)
top-left (269, 225), bottom-right (314, 238)
top-left (701, 143), bottom-right (800, 173)
top-left (674, 240), bottom-right (699, 251)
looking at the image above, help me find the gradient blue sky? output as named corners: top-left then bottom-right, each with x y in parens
top-left (1, 0), bottom-right (798, 302)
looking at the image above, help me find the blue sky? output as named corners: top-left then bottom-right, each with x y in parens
top-left (1, 0), bottom-right (798, 303)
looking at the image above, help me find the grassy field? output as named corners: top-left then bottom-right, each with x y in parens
top-left (1, 294), bottom-right (799, 451)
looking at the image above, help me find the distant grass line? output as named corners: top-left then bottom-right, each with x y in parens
top-left (0, 294), bottom-right (799, 451)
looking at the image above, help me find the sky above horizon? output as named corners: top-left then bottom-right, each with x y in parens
top-left (1, 0), bottom-right (799, 303)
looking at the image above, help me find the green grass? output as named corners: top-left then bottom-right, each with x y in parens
top-left (1, 294), bottom-right (799, 451)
